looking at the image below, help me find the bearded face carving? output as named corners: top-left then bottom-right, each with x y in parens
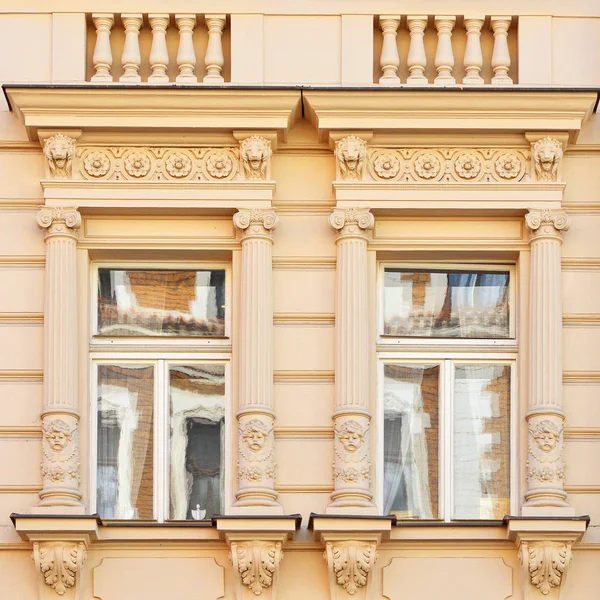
top-left (240, 135), bottom-right (271, 181)
top-left (533, 137), bottom-right (563, 182)
top-left (44, 134), bottom-right (74, 179)
top-left (336, 136), bottom-right (366, 181)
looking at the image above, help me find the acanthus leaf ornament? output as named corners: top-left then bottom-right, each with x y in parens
top-left (519, 541), bottom-right (571, 596)
top-left (33, 541), bottom-right (86, 595)
top-left (327, 541), bottom-right (377, 596)
top-left (44, 134), bottom-right (75, 179)
top-left (231, 541), bottom-right (282, 596)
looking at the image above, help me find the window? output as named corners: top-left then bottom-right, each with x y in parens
top-left (91, 264), bottom-right (230, 521)
top-left (378, 263), bottom-right (516, 521)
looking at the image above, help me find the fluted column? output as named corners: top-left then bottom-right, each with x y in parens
top-left (406, 16), bottom-right (428, 85)
top-left (463, 18), bottom-right (484, 85)
top-left (491, 16), bottom-right (513, 85)
top-left (327, 208), bottom-right (376, 514)
top-left (91, 14), bottom-right (114, 82)
top-left (204, 14), bottom-right (226, 83)
top-left (232, 209), bottom-right (282, 513)
top-left (35, 208), bottom-right (83, 511)
top-left (119, 14), bottom-right (143, 82)
top-left (378, 16), bottom-right (401, 85)
top-left (523, 209), bottom-right (572, 514)
top-left (434, 16), bottom-right (456, 85)
top-left (148, 14), bottom-right (170, 83)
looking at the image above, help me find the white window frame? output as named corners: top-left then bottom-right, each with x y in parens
top-left (89, 261), bottom-right (232, 522)
top-left (376, 261), bottom-right (519, 522)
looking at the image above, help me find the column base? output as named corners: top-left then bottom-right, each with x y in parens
top-left (521, 505), bottom-right (575, 517)
top-left (326, 487), bottom-right (378, 515)
top-left (30, 505), bottom-right (87, 515)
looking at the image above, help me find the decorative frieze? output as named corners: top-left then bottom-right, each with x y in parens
top-left (33, 541), bottom-right (86, 595)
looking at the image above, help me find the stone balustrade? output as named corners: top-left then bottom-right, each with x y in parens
top-left (90, 13), bottom-right (228, 84)
top-left (377, 15), bottom-right (515, 85)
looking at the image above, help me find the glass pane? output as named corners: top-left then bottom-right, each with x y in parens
top-left (383, 364), bottom-right (439, 519)
top-left (383, 268), bottom-right (510, 338)
top-left (96, 364), bottom-right (154, 519)
top-left (170, 364), bottom-right (225, 520)
top-left (453, 364), bottom-right (511, 520)
top-left (97, 269), bottom-right (226, 337)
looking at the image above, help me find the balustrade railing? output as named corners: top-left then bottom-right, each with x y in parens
top-left (89, 13), bottom-right (229, 84)
top-left (376, 15), bottom-right (516, 86)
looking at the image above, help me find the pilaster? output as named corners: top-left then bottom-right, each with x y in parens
top-left (35, 208), bottom-right (84, 513)
top-left (232, 208), bottom-right (282, 514)
top-left (327, 208), bottom-right (377, 514)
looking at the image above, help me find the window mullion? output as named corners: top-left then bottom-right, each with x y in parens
top-left (155, 359), bottom-right (166, 523)
top-left (444, 359), bottom-right (453, 523)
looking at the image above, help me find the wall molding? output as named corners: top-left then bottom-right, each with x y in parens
top-left (0, 370), bottom-right (43, 381)
top-left (563, 371), bottom-right (600, 383)
top-left (273, 256), bottom-right (336, 270)
top-left (274, 370), bottom-right (335, 383)
top-left (0, 426), bottom-right (42, 438)
top-left (273, 313), bottom-right (335, 325)
top-left (0, 313), bottom-right (43, 324)
top-left (274, 426), bottom-right (334, 439)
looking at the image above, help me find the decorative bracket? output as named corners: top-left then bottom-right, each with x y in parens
top-left (230, 541), bottom-right (283, 597)
top-left (33, 541), bottom-right (86, 596)
top-left (325, 540), bottom-right (377, 597)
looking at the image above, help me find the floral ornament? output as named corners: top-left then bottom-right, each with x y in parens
top-left (495, 152), bottom-right (522, 179)
top-left (414, 153), bottom-right (441, 179)
top-left (83, 151), bottom-right (110, 177)
top-left (455, 152), bottom-right (482, 179)
top-left (165, 152), bottom-right (192, 178)
top-left (124, 152), bottom-right (151, 178)
top-left (206, 151), bottom-right (234, 179)
top-left (373, 152), bottom-right (401, 179)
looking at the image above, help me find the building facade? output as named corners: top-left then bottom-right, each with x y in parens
top-left (1, 2), bottom-right (600, 599)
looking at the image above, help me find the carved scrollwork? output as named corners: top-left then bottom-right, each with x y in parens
top-left (532, 137), bottom-right (563, 182)
top-left (327, 541), bottom-right (377, 596)
top-left (519, 541), bottom-right (571, 596)
top-left (231, 541), bottom-right (282, 596)
top-left (33, 541), bottom-right (86, 595)
top-left (44, 134), bottom-right (75, 179)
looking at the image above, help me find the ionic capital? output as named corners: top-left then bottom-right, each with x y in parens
top-left (37, 207), bottom-right (81, 239)
top-left (525, 210), bottom-right (569, 242)
top-left (230, 540), bottom-right (283, 599)
top-left (233, 208), bottom-right (278, 240)
top-left (33, 540), bottom-right (86, 596)
top-left (329, 208), bottom-right (374, 239)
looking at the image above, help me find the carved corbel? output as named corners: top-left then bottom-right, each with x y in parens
top-left (335, 136), bottom-right (368, 181)
top-left (518, 540), bottom-right (571, 598)
top-left (239, 135), bottom-right (272, 181)
top-left (40, 132), bottom-right (81, 180)
top-left (230, 541), bottom-right (283, 599)
top-left (324, 541), bottom-right (377, 599)
top-left (530, 136), bottom-right (564, 182)
top-left (33, 541), bottom-right (86, 596)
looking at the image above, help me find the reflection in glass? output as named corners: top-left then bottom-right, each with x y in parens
top-left (169, 365), bottom-right (225, 520)
top-left (453, 364), bottom-right (511, 519)
top-left (384, 364), bottom-right (439, 519)
top-left (97, 269), bottom-right (226, 337)
top-left (96, 364), bottom-right (154, 519)
top-left (383, 268), bottom-right (510, 338)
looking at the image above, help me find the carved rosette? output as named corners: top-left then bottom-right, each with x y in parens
top-left (77, 146), bottom-right (240, 181)
top-left (333, 417), bottom-right (371, 489)
top-left (532, 137), bottom-right (563, 182)
top-left (230, 541), bottom-right (282, 597)
top-left (325, 541), bottom-right (377, 597)
top-left (43, 134), bottom-right (75, 179)
top-left (33, 541), bottom-right (86, 595)
top-left (233, 208), bottom-right (279, 242)
top-left (336, 136), bottom-right (367, 181)
top-left (525, 210), bottom-right (570, 242)
top-left (240, 135), bottom-right (272, 181)
top-left (519, 541), bottom-right (572, 597)
top-left (36, 208), bottom-right (82, 239)
top-left (237, 415), bottom-right (276, 487)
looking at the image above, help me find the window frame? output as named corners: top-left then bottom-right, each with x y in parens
top-left (376, 260), bottom-right (519, 522)
top-left (89, 259), bottom-right (232, 522)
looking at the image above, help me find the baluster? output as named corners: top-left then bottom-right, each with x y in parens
top-left (119, 14), bottom-right (142, 82)
top-left (434, 16), bottom-right (456, 85)
top-left (175, 14), bottom-right (198, 83)
top-left (406, 16), bottom-right (428, 85)
top-left (204, 14), bottom-right (226, 83)
top-left (91, 14), bottom-right (114, 82)
top-left (378, 15), bottom-right (400, 85)
top-left (463, 18), bottom-right (484, 85)
top-left (148, 14), bottom-right (170, 83)
top-left (491, 16), bottom-right (513, 85)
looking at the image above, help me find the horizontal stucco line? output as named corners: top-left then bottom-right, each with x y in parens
top-left (0, 313), bottom-right (43, 324)
top-left (0, 201), bottom-right (43, 208)
top-left (273, 313), bottom-right (335, 325)
top-left (0, 426), bottom-right (41, 438)
top-left (562, 204), bottom-right (600, 213)
top-left (0, 370), bottom-right (43, 381)
top-left (565, 485), bottom-right (600, 494)
top-left (0, 256), bottom-right (44, 267)
top-left (275, 426), bottom-right (334, 439)
top-left (274, 370), bottom-right (335, 383)
top-left (0, 485), bottom-right (41, 493)
top-left (0, 142), bottom-right (40, 153)
top-left (563, 314), bottom-right (600, 325)
top-left (274, 205), bottom-right (335, 214)
top-left (77, 242), bottom-right (239, 250)
top-left (275, 484), bottom-right (334, 493)
top-left (272, 256), bottom-right (336, 270)
top-left (382, 541), bottom-right (517, 551)
top-left (562, 258), bottom-right (600, 270)
top-left (369, 240), bottom-right (529, 249)
top-left (563, 371), bottom-right (600, 383)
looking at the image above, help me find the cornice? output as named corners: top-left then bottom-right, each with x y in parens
top-left (303, 90), bottom-right (597, 142)
top-left (4, 87), bottom-right (302, 142)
